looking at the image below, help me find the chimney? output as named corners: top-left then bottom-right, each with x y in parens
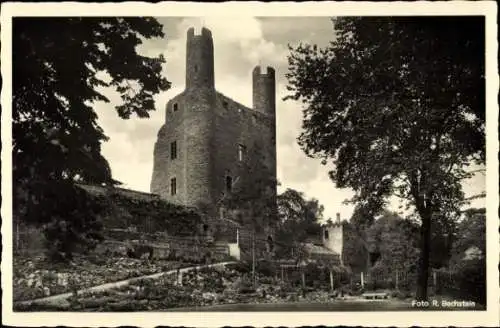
top-left (336, 212), bottom-right (341, 224)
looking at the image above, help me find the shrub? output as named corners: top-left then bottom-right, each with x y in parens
top-left (289, 271), bottom-right (303, 287)
top-left (226, 261), bottom-right (251, 274)
top-left (259, 276), bottom-right (275, 284)
top-left (348, 284), bottom-right (364, 296)
top-left (256, 259), bottom-right (276, 277)
top-left (304, 263), bottom-right (331, 288)
top-left (238, 278), bottom-right (256, 294)
top-left (87, 254), bottom-right (107, 266)
top-left (450, 257), bottom-right (486, 305)
top-left (239, 286), bottom-right (256, 294)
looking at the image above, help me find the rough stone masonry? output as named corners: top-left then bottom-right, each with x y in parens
top-left (150, 27), bottom-right (277, 227)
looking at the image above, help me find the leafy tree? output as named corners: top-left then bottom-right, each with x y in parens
top-left (277, 189), bottom-right (323, 234)
top-left (343, 204), bottom-right (378, 272)
top-left (342, 222), bottom-right (370, 273)
top-left (285, 17), bottom-right (485, 300)
top-left (39, 181), bottom-right (107, 261)
top-left (13, 17), bottom-right (170, 260)
top-left (366, 212), bottom-right (420, 278)
top-left (350, 204), bottom-right (376, 232)
top-left (448, 208), bottom-right (486, 304)
top-left (274, 188), bottom-right (324, 257)
top-left (428, 211), bottom-right (458, 268)
top-left (450, 207), bottom-right (486, 263)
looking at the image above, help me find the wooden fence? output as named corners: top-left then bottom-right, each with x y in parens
top-left (353, 268), bottom-right (461, 292)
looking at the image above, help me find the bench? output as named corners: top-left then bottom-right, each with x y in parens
top-left (362, 292), bottom-right (389, 300)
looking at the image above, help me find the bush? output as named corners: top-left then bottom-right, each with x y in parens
top-left (237, 276), bottom-right (256, 294)
top-left (390, 290), bottom-right (405, 299)
top-left (451, 258), bottom-right (486, 305)
top-left (289, 271), bottom-right (303, 287)
top-left (259, 276), bottom-right (275, 284)
top-left (348, 284), bottom-right (364, 296)
top-left (226, 261), bottom-right (251, 274)
top-left (304, 263), bottom-right (320, 282)
top-left (256, 259), bottom-right (276, 277)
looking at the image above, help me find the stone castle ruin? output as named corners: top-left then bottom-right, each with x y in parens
top-left (150, 27), bottom-right (277, 232)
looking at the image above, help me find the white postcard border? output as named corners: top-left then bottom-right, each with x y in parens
top-left (1, 1), bottom-right (498, 327)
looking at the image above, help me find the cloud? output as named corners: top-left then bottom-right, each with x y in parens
top-left (259, 17), bottom-right (336, 48)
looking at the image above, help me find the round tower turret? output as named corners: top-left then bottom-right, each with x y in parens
top-left (186, 27), bottom-right (215, 90)
top-left (252, 66), bottom-right (276, 116)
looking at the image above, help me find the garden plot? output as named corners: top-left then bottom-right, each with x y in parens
top-left (13, 254), bottom-right (194, 303)
top-left (15, 263), bottom-right (357, 311)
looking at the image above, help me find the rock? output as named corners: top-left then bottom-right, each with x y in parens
top-left (57, 273), bottom-right (69, 286)
top-left (202, 292), bottom-right (217, 301)
top-left (34, 278), bottom-right (43, 289)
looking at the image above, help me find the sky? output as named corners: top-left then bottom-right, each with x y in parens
top-left (94, 16), bottom-right (486, 222)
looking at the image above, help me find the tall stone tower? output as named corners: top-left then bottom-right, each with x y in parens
top-left (150, 27), bottom-right (277, 225)
top-left (322, 213), bottom-right (344, 265)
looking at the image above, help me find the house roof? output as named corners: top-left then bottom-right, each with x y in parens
top-left (301, 242), bottom-right (339, 255)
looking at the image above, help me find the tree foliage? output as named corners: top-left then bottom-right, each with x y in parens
top-left (285, 17), bottom-right (485, 300)
top-left (349, 204), bottom-right (376, 232)
top-left (428, 211), bottom-right (458, 269)
top-left (366, 211), bottom-right (420, 274)
top-left (277, 188), bottom-right (324, 233)
top-left (39, 182), bottom-right (107, 261)
top-left (100, 193), bottom-right (203, 237)
top-left (342, 222), bottom-right (370, 273)
top-left (274, 188), bottom-right (324, 257)
top-left (448, 208), bottom-right (486, 304)
top-left (343, 210), bottom-right (421, 275)
top-left (450, 208), bottom-right (486, 264)
top-left (13, 17), bottom-right (171, 260)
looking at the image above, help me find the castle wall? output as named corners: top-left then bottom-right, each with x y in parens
top-left (151, 89), bottom-right (216, 209)
top-left (151, 93), bottom-right (186, 204)
top-left (211, 92), bottom-right (276, 205)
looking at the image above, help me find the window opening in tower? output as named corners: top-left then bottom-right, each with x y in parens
top-left (226, 176), bottom-right (233, 192)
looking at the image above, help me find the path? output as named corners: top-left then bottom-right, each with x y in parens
top-left (16, 261), bottom-right (236, 307)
